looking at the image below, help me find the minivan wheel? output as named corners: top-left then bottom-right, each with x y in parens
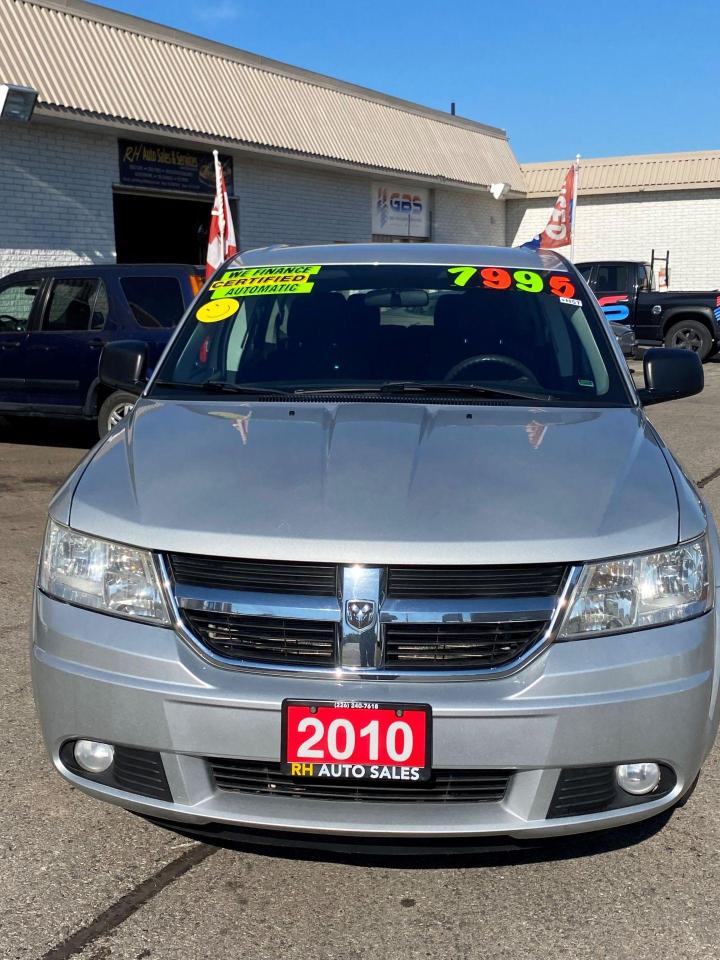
top-left (664, 319), bottom-right (712, 361)
top-left (98, 391), bottom-right (137, 437)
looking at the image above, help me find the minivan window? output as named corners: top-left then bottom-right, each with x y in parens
top-left (0, 281), bottom-right (40, 332)
top-left (154, 263), bottom-right (630, 406)
top-left (121, 276), bottom-right (185, 328)
top-left (43, 278), bottom-right (99, 332)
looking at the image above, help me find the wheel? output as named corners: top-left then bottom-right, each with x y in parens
top-left (664, 319), bottom-right (713, 361)
top-left (98, 391), bottom-right (137, 437)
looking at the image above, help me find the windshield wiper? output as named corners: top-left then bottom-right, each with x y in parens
top-left (295, 381), bottom-right (554, 402)
top-left (380, 381), bottom-right (554, 401)
top-left (153, 380), bottom-right (295, 398)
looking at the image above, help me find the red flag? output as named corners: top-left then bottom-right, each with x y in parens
top-left (205, 150), bottom-right (237, 278)
top-left (521, 162), bottom-right (577, 250)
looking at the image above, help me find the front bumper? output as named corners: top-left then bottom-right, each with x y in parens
top-left (31, 592), bottom-right (720, 839)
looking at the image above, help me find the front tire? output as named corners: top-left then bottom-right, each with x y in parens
top-left (98, 391), bottom-right (137, 437)
top-left (664, 319), bottom-right (713, 361)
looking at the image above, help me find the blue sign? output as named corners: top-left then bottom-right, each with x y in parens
top-left (118, 140), bottom-right (234, 195)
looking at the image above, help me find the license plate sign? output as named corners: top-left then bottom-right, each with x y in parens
top-left (282, 701), bottom-right (432, 782)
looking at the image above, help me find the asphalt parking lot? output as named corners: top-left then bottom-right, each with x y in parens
top-left (3, 368), bottom-right (720, 960)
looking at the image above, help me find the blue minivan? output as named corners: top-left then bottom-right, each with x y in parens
top-left (0, 263), bottom-right (202, 435)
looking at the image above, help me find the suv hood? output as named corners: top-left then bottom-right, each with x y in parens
top-left (67, 398), bottom-right (681, 565)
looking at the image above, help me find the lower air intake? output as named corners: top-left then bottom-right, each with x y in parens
top-left (208, 758), bottom-right (512, 803)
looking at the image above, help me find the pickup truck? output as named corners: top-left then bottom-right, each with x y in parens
top-left (576, 259), bottom-right (720, 361)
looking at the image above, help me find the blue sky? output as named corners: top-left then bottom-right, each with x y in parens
top-left (104, 0), bottom-right (718, 162)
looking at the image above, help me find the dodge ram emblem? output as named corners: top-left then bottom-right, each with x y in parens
top-left (345, 599), bottom-right (376, 632)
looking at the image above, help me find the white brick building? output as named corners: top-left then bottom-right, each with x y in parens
top-left (508, 153), bottom-right (720, 290)
top-left (0, 0), bottom-right (523, 279)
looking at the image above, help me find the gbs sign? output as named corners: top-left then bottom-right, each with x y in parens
top-left (388, 192), bottom-right (424, 215)
top-left (372, 182), bottom-right (430, 238)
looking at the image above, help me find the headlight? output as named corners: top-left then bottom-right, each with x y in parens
top-left (39, 519), bottom-right (170, 624)
top-left (560, 535), bottom-right (712, 639)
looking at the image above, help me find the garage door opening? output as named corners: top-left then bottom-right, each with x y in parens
top-left (113, 192), bottom-right (213, 265)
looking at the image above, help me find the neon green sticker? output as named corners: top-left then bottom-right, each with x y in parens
top-left (209, 265), bottom-right (321, 299)
top-left (448, 266), bottom-right (478, 288)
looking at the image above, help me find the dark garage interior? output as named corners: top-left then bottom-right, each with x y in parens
top-left (113, 191), bottom-right (212, 265)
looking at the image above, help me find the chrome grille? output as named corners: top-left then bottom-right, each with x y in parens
top-left (166, 555), bottom-right (578, 677)
top-left (182, 610), bottom-right (336, 666)
top-left (384, 621), bottom-right (548, 670)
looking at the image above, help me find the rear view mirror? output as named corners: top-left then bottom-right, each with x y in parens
top-left (100, 340), bottom-right (148, 395)
top-left (364, 289), bottom-right (429, 308)
top-left (636, 347), bottom-right (703, 405)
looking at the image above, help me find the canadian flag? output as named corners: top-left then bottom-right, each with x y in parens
top-left (521, 161), bottom-right (577, 250)
top-left (205, 150), bottom-right (237, 278)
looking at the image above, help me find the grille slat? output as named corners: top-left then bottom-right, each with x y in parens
top-left (168, 554), bottom-right (338, 596)
top-left (182, 611), bottom-right (336, 666)
top-left (208, 759), bottom-right (511, 803)
top-left (384, 621), bottom-right (547, 670)
top-left (387, 564), bottom-right (567, 599)
top-left (169, 555), bottom-right (567, 602)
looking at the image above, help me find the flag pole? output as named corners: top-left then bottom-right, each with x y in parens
top-left (570, 153), bottom-right (580, 261)
top-left (213, 149), bottom-right (225, 245)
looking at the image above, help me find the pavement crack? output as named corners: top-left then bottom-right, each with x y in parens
top-left (37, 843), bottom-right (216, 960)
top-left (697, 466), bottom-right (720, 489)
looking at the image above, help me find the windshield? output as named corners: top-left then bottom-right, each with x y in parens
top-left (151, 262), bottom-right (630, 405)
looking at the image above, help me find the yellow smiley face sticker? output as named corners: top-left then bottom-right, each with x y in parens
top-left (196, 298), bottom-right (240, 323)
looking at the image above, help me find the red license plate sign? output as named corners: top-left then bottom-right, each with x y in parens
top-left (282, 701), bottom-right (431, 782)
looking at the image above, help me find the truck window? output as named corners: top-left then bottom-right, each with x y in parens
top-left (636, 265), bottom-right (650, 292)
top-left (121, 276), bottom-right (185, 328)
top-left (596, 265), bottom-right (629, 294)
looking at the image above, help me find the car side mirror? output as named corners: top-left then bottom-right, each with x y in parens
top-left (99, 340), bottom-right (148, 395)
top-left (636, 347), bottom-right (703, 405)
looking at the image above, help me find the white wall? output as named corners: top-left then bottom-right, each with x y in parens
top-left (433, 187), bottom-right (506, 245)
top-left (234, 154), bottom-right (507, 251)
top-left (233, 155), bottom-right (372, 251)
top-left (507, 190), bottom-right (720, 290)
top-left (0, 120), bottom-right (117, 277)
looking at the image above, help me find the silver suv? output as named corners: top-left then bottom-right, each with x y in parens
top-left (32, 244), bottom-right (718, 846)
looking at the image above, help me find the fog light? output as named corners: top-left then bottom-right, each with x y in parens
top-left (73, 739), bottom-right (114, 774)
top-left (616, 762), bottom-right (661, 795)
